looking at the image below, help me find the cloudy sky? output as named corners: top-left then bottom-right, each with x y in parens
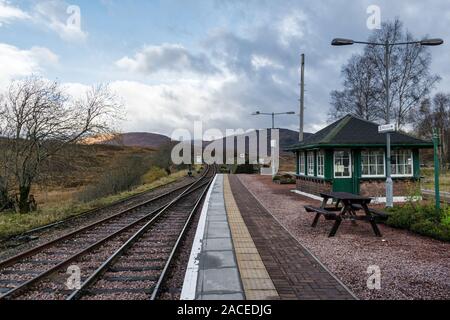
top-left (0, 0), bottom-right (449, 138)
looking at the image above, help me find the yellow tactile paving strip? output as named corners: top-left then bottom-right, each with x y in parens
top-left (223, 175), bottom-right (279, 300)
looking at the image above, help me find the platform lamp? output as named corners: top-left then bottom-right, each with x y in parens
top-left (252, 110), bottom-right (296, 129)
top-left (332, 37), bottom-right (444, 208)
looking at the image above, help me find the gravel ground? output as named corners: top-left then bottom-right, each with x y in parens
top-left (237, 174), bottom-right (450, 300)
top-left (157, 197), bottom-right (203, 300)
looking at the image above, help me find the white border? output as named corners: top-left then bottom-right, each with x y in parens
top-left (298, 152), bottom-right (306, 175)
top-left (391, 150), bottom-right (414, 178)
top-left (292, 189), bottom-right (422, 204)
top-left (307, 151), bottom-right (315, 176)
top-left (180, 174), bottom-right (218, 300)
top-left (317, 151), bottom-right (325, 178)
top-left (291, 189), bottom-right (323, 201)
top-left (361, 149), bottom-right (386, 178)
top-left (333, 150), bottom-right (352, 179)
top-left (371, 196), bottom-right (422, 204)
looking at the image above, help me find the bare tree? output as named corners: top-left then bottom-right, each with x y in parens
top-left (415, 93), bottom-right (450, 167)
top-left (366, 19), bottom-right (441, 127)
top-left (329, 54), bottom-right (380, 121)
top-left (0, 76), bottom-right (122, 213)
top-left (330, 19), bottom-right (440, 128)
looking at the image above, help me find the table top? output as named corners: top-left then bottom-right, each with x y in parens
top-left (320, 192), bottom-right (372, 202)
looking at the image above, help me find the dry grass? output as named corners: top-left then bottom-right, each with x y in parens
top-left (0, 170), bottom-right (187, 239)
top-left (278, 152), bottom-right (296, 173)
top-left (421, 168), bottom-right (450, 192)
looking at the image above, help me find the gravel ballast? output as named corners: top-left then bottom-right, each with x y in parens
top-left (237, 175), bottom-right (450, 300)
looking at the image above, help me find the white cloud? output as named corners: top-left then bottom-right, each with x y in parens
top-left (106, 76), bottom-right (240, 134)
top-left (116, 43), bottom-right (219, 76)
top-left (0, 43), bottom-right (59, 86)
top-left (0, 0), bottom-right (29, 26)
top-left (30, 46), bottom-right (59, 66)
top-left (277, 10), bottom-right (308, 46)
top-left (33, 0), bottom-right (88, 42)
top-left (251, 54), bottom-right (283, 70)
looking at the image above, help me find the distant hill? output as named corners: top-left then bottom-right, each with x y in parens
top-left (206, 128), bottom-right (312, 154)
top-left (84, 132), bottom-right (172, 149)
top-left (84, 129), bottom-right (311, 154)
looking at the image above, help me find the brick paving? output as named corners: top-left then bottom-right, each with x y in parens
top-left (223, 175), bottom-right (279, 300)
top-left (228, 175), bottom-right (356, 300)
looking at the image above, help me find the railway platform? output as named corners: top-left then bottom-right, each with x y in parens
top-left (181, 174), bottom-right (356, 301)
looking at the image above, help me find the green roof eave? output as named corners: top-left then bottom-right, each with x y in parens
top-left (285, 142), bottom-right (433, 152)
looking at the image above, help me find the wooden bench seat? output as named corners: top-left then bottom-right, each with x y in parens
top-left (304, 206), bottom-right (338, 220)
top-left (351, 204), bottom-right (389, 221)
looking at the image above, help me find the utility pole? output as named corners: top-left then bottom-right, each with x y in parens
top-left (433, 128), bottom-right (441, 211)
top-left (299, 54), bottom-right (305, 142)
top-left (384, 42), bottom-right (393, 208)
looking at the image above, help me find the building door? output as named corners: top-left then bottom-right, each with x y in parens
top-left (333, 150), bottom-right (354, 193)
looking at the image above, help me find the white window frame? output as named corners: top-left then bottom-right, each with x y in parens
top-left (361, 149), bottom-right (386, 178)
top-left (298, 152), bottom-right (305, 175)
top-left (334, 150), bottom-right (352, 179)
top-left (307, 151), bottom-right (315, 176)
top-left (391, 149), bottom-right (414, 178)
top-left (317, 151), bottom-right (325, 178)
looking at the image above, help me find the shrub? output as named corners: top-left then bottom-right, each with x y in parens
top-left (142, 167), bottom-right (168, 184)
top-left (410, 220), bottom-right (450, 242)
top-left (234, 164), bottom-right (256, 174)
top-left (77, 154), bottom-right (152, 202)
top-left (386, 205), bottom-right (419, 229)
top-left (387, 203), bottom-right (450, 242)
top-left (442, 208), bottom-right (450, 227)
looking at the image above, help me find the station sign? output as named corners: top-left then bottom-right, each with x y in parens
top-left (378, 123), bottom-right (397, 133)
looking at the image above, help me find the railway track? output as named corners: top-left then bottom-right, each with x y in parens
top-left (4, 173), bottom-right (198, 243)
top-left (0, 166), bottom-right (216, 300)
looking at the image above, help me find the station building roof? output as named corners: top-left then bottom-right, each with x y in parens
top-left (286, 114), bottom-right (433, 151)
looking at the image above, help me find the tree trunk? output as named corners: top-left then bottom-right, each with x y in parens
top-left (0, 188), bottom-right (8, 210)
top-left (18, 185), bottom-right (31, 214)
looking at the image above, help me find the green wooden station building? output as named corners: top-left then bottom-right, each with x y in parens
top-left (286, 115), bottom-right (433, 202)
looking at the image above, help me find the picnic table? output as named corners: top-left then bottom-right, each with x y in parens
top-left (304, 192), bottom-right (389, 237)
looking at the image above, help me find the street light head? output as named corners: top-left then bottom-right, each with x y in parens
top-left (331, 38), bottom-right (354, 46)
top-left (420, 38), bottom-right (444, 46)
top-left (286, 112), bottom-right (296, 115)
top-left (252, 111), bottom-right (261, 116)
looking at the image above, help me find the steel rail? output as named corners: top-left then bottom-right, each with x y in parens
top-left (0, 168), bottom-right (208, 270)
top-left (67, 166), bottom-right (216, 300)
top-left (0, 179), bottom-right (211, 300)
top-left (0, 167), bottom-right (211, 300)
top-left (8, 175), bottom-right (196, 240)
top-left (150, 167), bottom-right (215, 300)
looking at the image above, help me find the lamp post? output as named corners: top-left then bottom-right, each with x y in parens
top-left (332, 37), bottom-right (443, 208)
top-left (252, 111), bottom-right (296, 129)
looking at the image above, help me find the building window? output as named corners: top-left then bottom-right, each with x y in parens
top-left (334, 150), bottom-right (351, 178)
top-left (361, 149), bottom-right (385, 177)
top-left (317, 151), bottom-right (325, 177)
top-left (298, 152), bottom-right (305, 175)
top-left (392, 150), bottom-right (413, 177)
top-left (307, 152), bottom-right (315, 176)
